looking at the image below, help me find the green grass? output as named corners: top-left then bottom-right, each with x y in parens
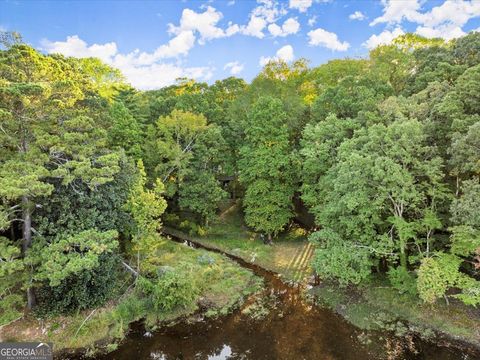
top-left (193, 201), bottom-right (314, 283)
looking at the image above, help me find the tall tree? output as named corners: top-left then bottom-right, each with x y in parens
top-left (143, 109), bottom-right (208, 196)
top-left (178, 126), bottom-right (228, 226)
top-left (0, 44), bottom-right (120, 308)
top-left (238, 97), bottom-right (296, 242)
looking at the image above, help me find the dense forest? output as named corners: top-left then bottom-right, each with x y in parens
top-left (0, 30), bottom-right (479, 334)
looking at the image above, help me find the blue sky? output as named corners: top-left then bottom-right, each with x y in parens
top-left (1, 0), bottom-right (480, 89)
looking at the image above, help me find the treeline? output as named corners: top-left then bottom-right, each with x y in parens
top-left (0, 31), bottom-right (479, 323)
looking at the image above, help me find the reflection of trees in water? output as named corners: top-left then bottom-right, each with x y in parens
top-left (97, 258), bottom-right (465, 360)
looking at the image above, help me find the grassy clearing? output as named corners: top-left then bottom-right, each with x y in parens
top-left (193, 201), bottom-right (314, 283)
top-left (0, 240), bottom-right (262, 355)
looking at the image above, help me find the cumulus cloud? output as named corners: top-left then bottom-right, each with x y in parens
top-left (242, 15), bottom-right (268, 38)
top-left (224, 61), bottom-right (244, 75)
top-left (268, 18), bottom-right (300, 37)
top-left (259, 44), bottom-right (295, 66)
top-left (168, 6), bottom-right (239, 45)
top-left (42, 35), bottom-right (213, 90)
top-left (307, 28), bottom-right (350, 51)
top-left (370, 0), bottom-right (422, 26)
top-left (41, 35), bottom-right (118, 63)
top-left (370, 0), bottom-right (480, 40)
top-left (240, 0), bottom-right (288, 38)
top-left (349, 11), bottom-right (366, 21)
top-left (289, 0), bottom-right (312, 13)
top-left (308, 15), bottom-right (317, 27)
top-left (363, 27), bottom-right (405, 49)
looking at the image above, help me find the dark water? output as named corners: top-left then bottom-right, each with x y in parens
top-left (89, 241), bottom-right (475, 360)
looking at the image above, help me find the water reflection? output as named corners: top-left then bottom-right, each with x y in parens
top-left (208, 345), bottom-right (232, 359)
top-left (83, 243), bottom-right (474, 360)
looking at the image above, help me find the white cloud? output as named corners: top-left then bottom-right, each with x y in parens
top-left (42, 35), bottom-right (213, 90)
top-left (370, 0), bottom-right (480, 40)
top-left (308, 15), bottom-right (317, 27)
top-left (370, 0), bottom-right (422, 26)
top-left (277, 44), bottom-right (295, 61)
top-left (289, 0), bottom-right (312, 13)
top-left (224, 61), bottom-right (244, 75)
top-left (41, 35), bottom-right (118, 63)
top-left (259, 44), bottom-right (295, 66)
top-left (268, 17), bottom-right (300, 37)
top-left (240, 0), bottom-right (288, 38)
top-left (227, 0), bottom-right (235, 5)
top-left (363, 27), bottom-right (405, 49)
top-left (139, 30), bottom-right (196, 64)
top-left (168, 6), bottom-right (239, 44)
top-left (349, 11), bottom-right (366, 21)
top-left (416, 24), bottom-right (466, 40)
top-left (307, 28), bottom-right (350, 51)
top-left (242, 15), bottom-right (268, 38)
top-left (253, 0), bottom-right (287, 23)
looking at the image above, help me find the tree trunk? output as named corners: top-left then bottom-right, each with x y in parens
top-left (265, 233), bottom-right (273, 245)
top-left (21, 196), bottom-right (32, 253)
top-left (22, 196), bottom-right (36, 310)
top-left (27, 288), bottom-right (36, 309)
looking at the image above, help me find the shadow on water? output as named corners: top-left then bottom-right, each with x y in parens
top-left (88, 237), bottom-right (474, 360)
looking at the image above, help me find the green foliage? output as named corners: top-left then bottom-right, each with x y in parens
top-left (32, 229), bottom-right (119, 287)
top-left (454, 275), bottom-right (480, 306)
top-left (178, 126), bottom-right (228, 225)
top-left (449, 225), bottom-right (480, 257)
top-left (108, 101), bottom-right (143, 158)
top-left (1, 31), bottom-right (480, 324)
top-left (138, 270), bottom-right (199, 312)
top-left (34, 157), bottom-right (136, 239)
top-left (124, 160), bottom-right (167, 274)
top-left (310, 230), bottom-right (372, 286)
top-left (0, 237), bottom-right (24, 325)
top-left (143, 109), bottom-right (207, 196)
top-left (238, 96), bottom-right (296, 238)
top-left (417, 253), bottom-right (462, 304)
top-left (450, 179), bottom-right (480, 227)
top-left (312, 74), bottom-right (392, 121)
top-left (387, 267), bottom-right (417, 296)
top-left (35, 254), bottom-right (119, 315)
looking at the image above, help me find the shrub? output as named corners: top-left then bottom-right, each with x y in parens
top-left (138, 269), bottom-right (199, 312)
top-left (310, 230), bottom-right (372, 286)
top-left (417, 253), bottom-right (461, 304)
top-left (387, 267), bottom-right (417, 296)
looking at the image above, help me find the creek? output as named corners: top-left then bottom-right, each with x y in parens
top-left (91, 237), bottom-right (473, 360)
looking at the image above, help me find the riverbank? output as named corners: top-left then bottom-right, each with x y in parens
top-left (0, 240), bottom-right (262, 357)
top-left (170, 202), bottom-right (480, 355)
top-left (173, 201), bottom-right (315, 283)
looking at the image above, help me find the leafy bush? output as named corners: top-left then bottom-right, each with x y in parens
top-left (454, 275), bottom-right (480, 306)
top-left (417, 253), bottom-right (461, 304)
top-left (387, 267), bottom-right (417, 296)
top-left (138, 269), bottom-right (199, 312)
top-left (310, 230), bottom-right (372, 286)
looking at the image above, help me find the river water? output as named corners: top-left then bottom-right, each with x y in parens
top-left (91, 241), bottom-right (475, 360)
